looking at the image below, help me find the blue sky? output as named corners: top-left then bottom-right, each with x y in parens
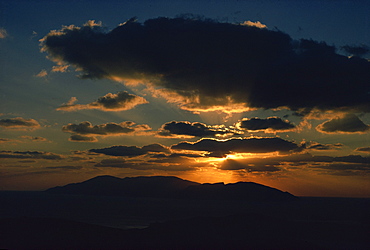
top-left (0, 0), bottom-right (369, 196)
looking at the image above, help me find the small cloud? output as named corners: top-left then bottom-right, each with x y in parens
top-left (355, 147), bottom-right (370, 154)
top-left (236, 117), bottom-right (296, 133)
top-left (241, 20), bottom-right (267, 29)
top-left (316, 114), bottom-right (369, 134)
top-left (19, 136), bottom-right (49, 142)
top-left (305, 141), bottom-right (344, 151)
top-left (35, 69), bottom-right (48, 78)
top-left (57, 91), bottom-right (148, 111)
top-left (0, 28), bottom-right (8, 39)
top-left (69, 134), bottom-right (98, 142)
top-left (341, 44), bottom-right (369, 58)
top-left (52, 65), bottom-right (69, 72)
top-left (0, 117), bottom-right (40, 130)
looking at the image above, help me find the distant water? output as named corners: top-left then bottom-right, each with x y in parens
top-left (1, 191), bottom-right (369, 229)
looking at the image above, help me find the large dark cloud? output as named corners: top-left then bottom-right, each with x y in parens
top-left (157, 121), bottom-right (240, 138)
top-left (89, 143), bottom-right (170, 157)
top-left (62, 121), bottom-right (151, 141)
top-left (236, 117), bottom-right (295, 132)
top-left (57, 91), bottom-right (148, 111)
top-left (171, 137), bottom-right (300, 154)
top-left (0, 117), bottom-right (40, 129)
top-left (41, 17), bottom-right (370, 114)
top-left (316, 114), bottom-right (369, 134)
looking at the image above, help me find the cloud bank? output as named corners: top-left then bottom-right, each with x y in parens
top-left (316, 114), bottom-right (369, 134)
top-left (41, 17), bottom-right (370, 114)
top-left (236, 117), bottom-right (296, 132)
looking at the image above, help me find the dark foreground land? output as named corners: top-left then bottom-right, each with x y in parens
top-left (1, 192), bottom-right (369, 249)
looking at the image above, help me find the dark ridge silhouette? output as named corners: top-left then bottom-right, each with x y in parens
top-left (1, 214), bottom-right (369, 249)
top-left (46, 175), bottom-right (297, 201)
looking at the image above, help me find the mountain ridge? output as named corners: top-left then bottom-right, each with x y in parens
top-left (46, 175), bottom-right (297, 201)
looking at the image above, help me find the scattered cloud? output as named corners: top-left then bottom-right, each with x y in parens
top-left (0, 117), bottom-right (40, 129)
top-left (316, 114), bottom-right (369, 134)
top-left (40, 17), bottom-right (370, 114)
top-left (0, 28), bottom-right (8, 39)
top-left (57, 91), bottom-right (148, 111)
top-left (157, 121), bottom-right (241, 138)
top-left (62, 121), bottom-right (151, 141)
top-left (171, 137), bottom-right (300, 155)
top-left (236, 117), bottom-right (295, 133)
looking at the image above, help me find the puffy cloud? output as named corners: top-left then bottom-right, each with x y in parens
top-left (157, 121), bottom-right (241, 138)
top-left (0, 28), bottom-right (8, 39)
top-left (0, 117), bottom-right (40, 129)
top-left (62, 121), bottom-right (151, 141)
top-left (0, 150), bottom-right (63, 160)
top-left (316, 114), bottom-right (369, 134)
top-left (57, 91), bottom-right (148, 111)
top-left (236, 117), bottom-right (295, 132)
top-left (171, 137), bottom-right (300, 154)
top-left (355, 147), bottom-right (370, 153)
top-left (41, 17), bottom-right (370, 114)
top-left (89, 143), bottom-right (170, 157)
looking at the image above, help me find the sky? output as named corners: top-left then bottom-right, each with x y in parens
top-left (0, 0), bottom-right (369, 197)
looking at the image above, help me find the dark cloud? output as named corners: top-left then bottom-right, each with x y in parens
top-left (69, 134), bottom-right (97, 142)
top-left (355, 147), bottom-right (370, 153)
top-left (341, 45), bottom-right (369, 58)
top-left (221, 159), bottom-right (280, 172)
top-left (0, 151), bottom-right (63, 160)
top-left (89, 143), bottom-right (170, 157)
top-left (62, 121), bottom-right (151, 141)
top-left (41, 17), bottom-right (370, 114)
top-left (304, 141), bottom-right (344, 151)
top-left (316, 114), bottom-right (369, 134)
top-left (95, 158), bottom-right (193, 171)
top-left (157, 121), bottom-right (240, 138)
top-left (57, 91), bottom-right (148, 111)
top-left (0, 117), bottom-right (40, 129)
top-left (45, 166), bottom-right (82, 170)
top-left (171, 137), bottom-right (300, 154)
top-left (236, 117), bottom-right (295, 132)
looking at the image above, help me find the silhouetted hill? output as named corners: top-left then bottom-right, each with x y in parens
top-left (46, 175), bottom-right (297, 201)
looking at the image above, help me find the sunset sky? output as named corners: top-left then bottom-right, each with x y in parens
top-left (1, 0), bottom-right (369, 197)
